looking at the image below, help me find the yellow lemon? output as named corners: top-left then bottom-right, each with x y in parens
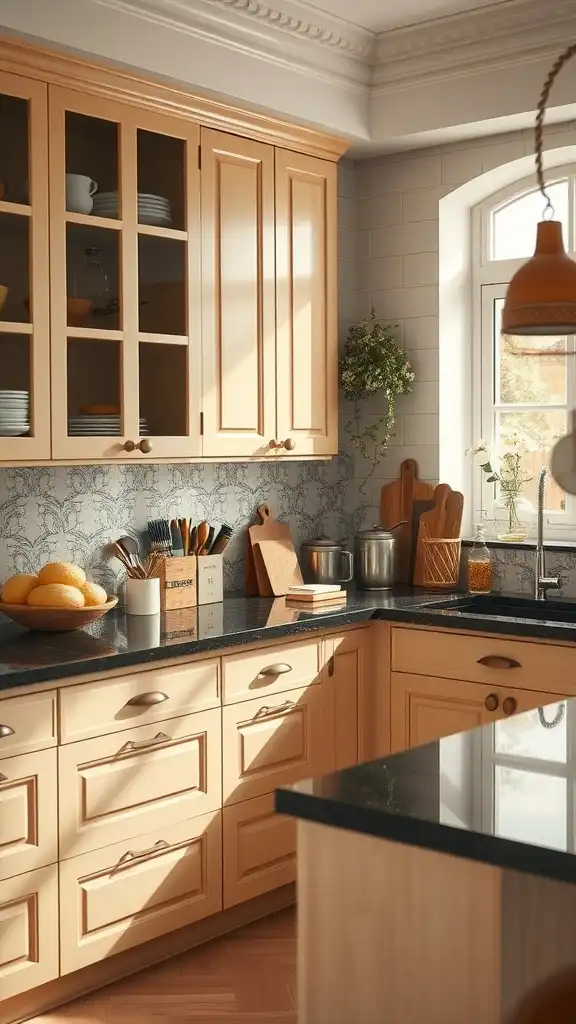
top-left (28, 584), bottom-right (85, 609)
top-left (37, 562), bottom-right (86, 589)
top-left (1, 573), bottom-right (38, 605)
top-left (81, 581), bottom-right (108, 607)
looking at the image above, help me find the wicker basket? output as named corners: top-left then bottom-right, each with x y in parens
top-left (422, 538), bottom-right (461, 589)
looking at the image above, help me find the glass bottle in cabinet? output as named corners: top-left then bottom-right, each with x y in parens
top-left (467, 525), bottom-right (493, 593)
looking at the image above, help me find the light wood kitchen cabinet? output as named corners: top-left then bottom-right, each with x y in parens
top-left (221, 635), bottom-right (322, 704)
top-left (0, 748), bottom-right (57, 880)
top-left (390, 671), bottom-right (566, 752)
top-left (223, 792), bottom-right (296, 908)
top-left (325, 630), bottom-right (370, 770)
top-left (0, 70), bottom-right (50, 462)
top-left (59, 812), bottom-right (222, 974)
top-left (58, 709), bottom-right (222, 859)
top-left (0, 864), bottom-right (59, 999)
top-left (222, 683), bottom-right (326, 805)
top-left (275, 150), bottom-right (338, 456)
top-left (200, 130), bottom-right (276, 457)
top-left (0, 689), bottom-right (57, 757)
top-left (49, 88), bottom-right (202, 461)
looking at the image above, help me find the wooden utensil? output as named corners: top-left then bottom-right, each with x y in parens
top-left (380, 460), bottom-right (435, 583)
top-left (413, 484), bottom-right (463, 585)
top-left (196, 520), bottom-right (209, 555)
top-left (256, 538), bottom-right (303, 596)
top-left (246, 504), bottom-right (300, 597)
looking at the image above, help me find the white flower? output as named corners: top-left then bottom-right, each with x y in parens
top-left (466, 439), bottom-right (491, 466)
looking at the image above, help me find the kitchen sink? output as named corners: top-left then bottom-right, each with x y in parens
top-left (423, 594), bottom-right (576, 625)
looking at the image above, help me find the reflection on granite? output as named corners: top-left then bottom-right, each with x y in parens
top-left (4, 586), bottom-right (576, 692)
top-left (277, 703), bottom-right (576, 885)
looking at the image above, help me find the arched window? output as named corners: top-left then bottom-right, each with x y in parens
top-left (472, 168), bottom-right (576, 536)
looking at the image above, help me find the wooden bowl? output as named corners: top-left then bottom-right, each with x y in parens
top-left (0, 286), bottom-right (8, 316)
top-left (67, 297), bottom-right (93, 327)
top-left (0, 597), bottom-right (118, 631)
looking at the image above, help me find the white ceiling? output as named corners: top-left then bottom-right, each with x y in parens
top-left (295, 0), bottom-right (513, 32)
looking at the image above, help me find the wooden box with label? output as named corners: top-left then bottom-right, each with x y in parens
top-left (197, 555), bottom-right (224, 605)
top-left (155, 556), bottom-right (197, 611)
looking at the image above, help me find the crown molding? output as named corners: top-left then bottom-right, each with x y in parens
top-left (374, 0), bottom-right (576, 88)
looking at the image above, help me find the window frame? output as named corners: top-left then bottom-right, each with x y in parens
top-left (472, 166), bottom-right (576, 539)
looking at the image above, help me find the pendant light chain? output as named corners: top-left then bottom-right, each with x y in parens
top-left (535, 43), bottom-right (576, 213)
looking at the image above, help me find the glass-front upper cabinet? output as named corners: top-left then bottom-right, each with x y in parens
top-left (49, 89), bottom-right (201, 460)
top-left (0, 72), bottom-right (50, 460)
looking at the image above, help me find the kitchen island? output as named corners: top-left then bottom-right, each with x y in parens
top-left (277, 699), bottom-right (576, 1023)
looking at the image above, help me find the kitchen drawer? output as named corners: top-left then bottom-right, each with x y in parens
top-left (59, 812), bottom-right (222, 974)
top-left (222, 684), bottom-right (326, 805)
top-left (0, 689), bottom-right (57, 757)
top-left (0, 748), bottom-right (57, 880)
top-left (59, 709), bottom-right (222, 859)
top-left (0, 864), bottom-right (59, 999)
top-left (222, 637), bottom-right (322, 705)
top-left (223, 792), bottom-right (296, 908)
top-left (391, 626), bottom-right (576, 696)
top-left (59, 658), bottom-right (220, 743)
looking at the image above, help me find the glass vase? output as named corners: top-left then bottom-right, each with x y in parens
top-left (491, 492), bottom-right (534, 543)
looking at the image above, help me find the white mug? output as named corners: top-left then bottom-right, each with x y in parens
top-left (126, 577), bottom-right (161, 615)
top-left (66, 174), bottom-right (98, 214)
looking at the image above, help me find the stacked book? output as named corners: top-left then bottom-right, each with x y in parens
top-left (286, 584), bottom-right (346, 608)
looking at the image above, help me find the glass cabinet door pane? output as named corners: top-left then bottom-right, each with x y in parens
top-left (137, 129), bottom-right (185, 230)
top-left (0, 93), bottom-right (29, 206)
top-left (66, 112), bottom-right (119, 218)
top-left (67, 338), bottom-right (122, 436)
top-left (0, 334), bottom-right (30, 437)
top-left (138, 235), bottom-right (186, 336)
top-left (139, 343), bottom-right (187, 436)
top-left (66, 224), bottom-right (120, 330)
top-left (0, 212), bottom-right (30, 322)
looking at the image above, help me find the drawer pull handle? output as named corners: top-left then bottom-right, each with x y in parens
top-left (126, 691), bottom-right (169, 707)
top-left (503, 696), bottom-right (518, 716)
top-left (0, 725), bottom-right (14, 739)
top-left (484, 693), bottom-right (500, 712)
top-left (118, 731), bottom-right (170, 753)
top-left (117, 839), bottom-right (170, 866)
top-left (477, 655), bottom-right (521, 670)
top-left (259, 663), bottom-right (292, 677)
top-left (254, 699), bottom-right (296, 720)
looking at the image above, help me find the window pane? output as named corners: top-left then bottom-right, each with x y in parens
top-left (498, 410), bottom-right (567, 511)
top-left (491, 180), bottom-right (569, 261)
top-left (495, 702), bottom-right (566, 762)
top-left (495, 766), bottom-right (566, 850)
top-left (495, 298), bottom-right (567, 405)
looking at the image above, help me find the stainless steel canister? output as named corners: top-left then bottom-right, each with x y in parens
top-left (300, 537), bottom-right (353, 586)
top-left (354, 523), bottom-right (406, 590)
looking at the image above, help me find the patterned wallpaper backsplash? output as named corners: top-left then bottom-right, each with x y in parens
top-left (0, 457), bottom-right (369, 597)
top-left (482, 546), bottom-right (576, 600)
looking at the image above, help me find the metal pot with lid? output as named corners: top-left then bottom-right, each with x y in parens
top-left (354, 522), bottom-right (406, 590)
top-left (301, 536), bottom-right (353, 586)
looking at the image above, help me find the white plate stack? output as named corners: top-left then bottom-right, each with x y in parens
top-left (68, 414), bottom-right (151, 437)
top-left (92, 192), bottom-right (172, 227)
top-left (0, 390), bottom-right (30, 436)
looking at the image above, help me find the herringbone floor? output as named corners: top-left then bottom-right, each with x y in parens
top-left (33, 908), bottom-right (297, 1024)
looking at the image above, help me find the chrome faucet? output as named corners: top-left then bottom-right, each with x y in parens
top-left (535, 467), bottom-right (561, 600)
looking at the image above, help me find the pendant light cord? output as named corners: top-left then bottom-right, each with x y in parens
top-left (535, 43), bottom-right (576, 214)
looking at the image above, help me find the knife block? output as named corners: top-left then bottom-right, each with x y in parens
top-left (154, 556), bottom-right (197, 611)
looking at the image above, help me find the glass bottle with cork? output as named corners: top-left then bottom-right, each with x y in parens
top-left (467, 524), bottom-right (493, 593)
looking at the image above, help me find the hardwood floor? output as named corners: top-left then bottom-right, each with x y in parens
top-left (32, 908), bottom-right (297, 1024)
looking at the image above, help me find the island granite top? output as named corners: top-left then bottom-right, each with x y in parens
top-left (276, 697), bottom-right (576, 886)
top-left (2, 587), bottom-right (576, 691)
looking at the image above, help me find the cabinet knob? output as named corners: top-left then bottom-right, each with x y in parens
top-left (123, 439), bottom-right (153, 454)
top-left (283, 438), bottom-right (295, 451)
top-left (484, 693), bottom-right (499, 712)
top-left (503, 696), bottom-right (518, 716)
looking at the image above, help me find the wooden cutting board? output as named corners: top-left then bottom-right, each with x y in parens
top-left (380, 460), bottom-right (435, 583)
top-left (246, 504), bottom-right (302, 596)
top-left (413, 483), bottom-right (464, 585)
top-left (257, 539), bottom-right (303, 596)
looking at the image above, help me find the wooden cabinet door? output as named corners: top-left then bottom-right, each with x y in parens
top-left (49, 87), bottom-right (201, 461)
top-left (275, 150), bottom-right (338, 456)
top-left (324, 631), bottom-right (369, 771)
top-left (0, 71), bottom-right (50, 461)
top-left (0, 865), bottom-right (59, 999)
top-left (223, 792), bottom-right (295, 908)
top-left (59, 709), bottom-right (222, 859)
top-left (0, 748), bottom-right (57, 881)
top-left (200, 129), bottom-right (276, 457)
top-left (222, 684), bottom-right (326, 805)
top-left (59, 812), bottom-right (222, 974)
top-left (390, 672), bottom-right (567, 753)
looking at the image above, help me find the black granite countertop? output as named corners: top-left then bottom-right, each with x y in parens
top-left (3, 586), bottom-right (576, 692)
top-left (276, 696), bottom-right (576, 885)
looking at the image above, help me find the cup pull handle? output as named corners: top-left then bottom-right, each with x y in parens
top-left (477, 655), bottom-right (521, 670)
top-left (0, 724), bottom-right (14, 739)
top-left (125, 691), bottom-right (169, 707)
top-left (118, 731), bottom-right (170, 753)
top-left (253, 699), bottom-right (296, 720)
top-left (340, 550), bottom-right (354, 583)
top-left (117, 839), bottom-right (170, 867)
top-left (259, 663), bottom-right (292, 677)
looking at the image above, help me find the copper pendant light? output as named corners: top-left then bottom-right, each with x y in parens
top-left (502, 43), bottom-right (576, 337)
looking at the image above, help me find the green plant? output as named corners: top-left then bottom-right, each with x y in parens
top-left (339, 311), bottom-right (414, 492)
